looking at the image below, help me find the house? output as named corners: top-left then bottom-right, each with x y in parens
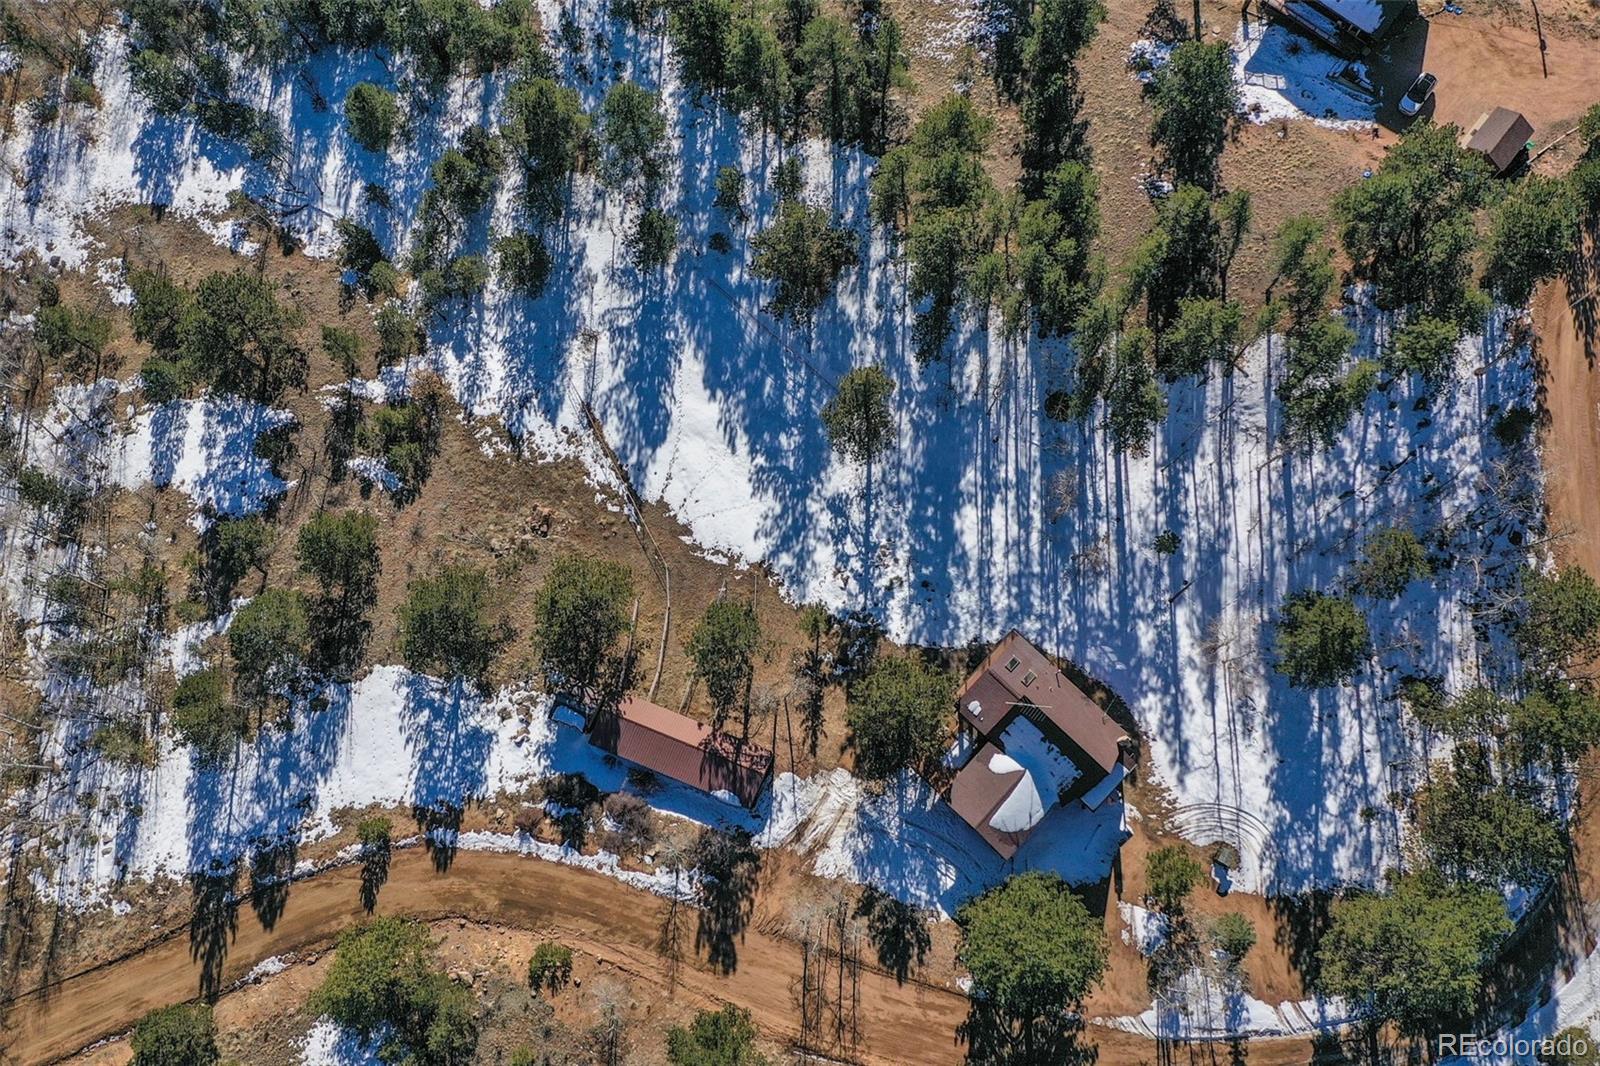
top-left (582, 695), bottom-right (774, 808)
top-left (1259, 0), bottom-right (1416, 57)
top-left (946, 631), bottom-right (1134, 858)
top-left (1463, 107), bottom-right (1534, 175)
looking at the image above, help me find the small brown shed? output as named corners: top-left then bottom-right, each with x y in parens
top-left (586, 695), bottom-right (774, 808)
top-left (1464, 108), bottom-right (1534, 174)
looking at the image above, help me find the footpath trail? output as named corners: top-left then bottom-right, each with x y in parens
top-left (1, 846), bottom-right (1325, 1066)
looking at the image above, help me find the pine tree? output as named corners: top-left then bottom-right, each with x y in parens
top-left (750, 200), bottom-right (859, 327)
top-left (820, 365), bottom-right (896, 465)
top-left (345, 81), bottom-right (398, 153)
top-left (686, 600), bottom-right (761, 731)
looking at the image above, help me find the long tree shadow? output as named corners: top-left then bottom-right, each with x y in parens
top-left (957, 1001), bottom-right (1099, 1066)
top-left (855, 885), bottom-right (930, 984)
top-left (692, 826), bottom-right (761, 975)
top-left (247, 835), bottom-right (297, 931)
top-left (359, 837), bottom-right (391, 914)
top-left (189, 864), bottom-right (239, 999)
top-left (413, 801), bottom-right (464, 873)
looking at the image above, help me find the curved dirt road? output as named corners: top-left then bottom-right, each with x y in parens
top-left (0, 847), bottom-right (1327, 1066)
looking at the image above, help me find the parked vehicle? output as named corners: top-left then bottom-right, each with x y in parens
top-left (1398, 72), bottom-right (1437, 116)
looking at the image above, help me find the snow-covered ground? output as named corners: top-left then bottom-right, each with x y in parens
top-left (299, 1018), bottom-right (384, 1066)
top-left (1101, 900), bottom-right (1355, 1040)
top-left (1132, 20), bottom-right (1378, 130)
top-left (0, 0), bottom-right (1537, 908)
top-left (1440, 939), bottom-right (1600, 1064)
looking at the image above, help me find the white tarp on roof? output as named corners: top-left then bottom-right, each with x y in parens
top-left (986, 717), bottom-right (1082, 834)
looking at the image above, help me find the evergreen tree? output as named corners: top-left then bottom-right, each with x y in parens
top-left (1483, 173), bottom-right (1581, 309)
top-left (796, 15), bottom-right (864, 144)
top-left (495, 232), bottom-right (552, 297)
top-left (1383, 315), bottom-right (1460, 389)
top-left (845, 654), bottom-right (951, 779)
top-left (1318, 871), bottom-right (1511, 1042)
top-left (228, 588), bottom-right (310, 709)
top-left (311, 917), bottom-right (478, 1064)
top-left (957, 871), bottom-right (1107, 1062)
top-left (170, 667), bottom-right (247, 762)
top-left (854, 2), bottom-right (908, 153)
top-left (398, 565), bottom-right (501, 687)
top-left (1147, 40), bottom-right (1238, 190)
top-left (1335, 121), bottom-right (1492, 326)
top-left (1274, 589), bottom-right (1368, 688)
top-left (598, 81), bottom-right (669, 199)
top-left (201, 515), bottom-right (273, 609)
top-left (345, 81), bottom-right (398, 152)
top-left (296, 509), bottom-right (381, 668)
top-left (129, 268), bottom-right (193, 355)
top-left (687, 600), bottom-right (761, 731)
top-left (820, 365), bottom-right (896, 465)
top-left (532, 554), bottom-right (635, 693)
top-left (34, 303), bottom-right (113, 377)
top-left (1156, 296), bottom-right (1241, 381)
top-left (1351, 527), bottom-right (1431, 599)
top-left (628, 208), bottom-right (679, 271)
top-left (1146, 845), bottom-right (1203, 913)
top-left (1018, 0), bottom-right (1103, 190)
top-left (750, 200), bottom-right (858, 327)
top-left (1516, 565), bottom-right (1600, 674)
top-left (1018, 160), bottom-right (1101, 336)
top-left (873, 95), bottom-right (996, 363)
top-left (1413, 743), bottom-right (1565, 888)
top-left (667, 0), bottom-right (735, 95)
top-left (182, 270), bottom-right (308, 403)
top-left (1102, 326), bottom-right (1166, 456)
top-left (727, 17), bottom-right (788, 134)
top-left (500, 76), bottom-right (587, 223)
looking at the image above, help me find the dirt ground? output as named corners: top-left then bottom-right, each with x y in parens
top-left (3, 843), bottom-right (1340, 1066)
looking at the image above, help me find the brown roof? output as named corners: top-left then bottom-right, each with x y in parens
top-left (948, 741), bottom-right (1029, 859)
top-left (1465, 108), bottom-right (1533, 173)
top-left (946, 631), bottom-right (1132, 856)
top-left (955, 630), bottom-right (1127, 775)
top-left (587, 696), bottom-right (773, 808)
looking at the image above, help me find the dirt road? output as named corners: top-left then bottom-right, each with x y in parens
top-left (1, 847), bottom-right (1331, 1066)
top-left (1537, 277), bottom-right (1600, 579)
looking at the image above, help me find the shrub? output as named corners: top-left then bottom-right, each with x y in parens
top-left (1211, 912), bottom-right (1256, 962)
top-left (528, 941), bottom-right (574, 994)
top-left (532, 555), bottom-right (634, 693)
top-left (1146, 845), bottom-right (1203, 913)
top-left (131, 1003), bottom-right (218, 1066)
top-left (1351, 527), bottom-right (1431, 600)
top-left (667, 1005), bottom-right (769, 1065)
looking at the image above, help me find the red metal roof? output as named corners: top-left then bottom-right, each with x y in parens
top-left (587, 696), bottom-right (773, 808)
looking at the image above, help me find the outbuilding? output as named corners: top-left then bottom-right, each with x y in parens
top-left (1463, 107), bottom-right (1534, 175)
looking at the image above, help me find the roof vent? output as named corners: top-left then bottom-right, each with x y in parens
top-left (967, 699), bottom-right (984, 720)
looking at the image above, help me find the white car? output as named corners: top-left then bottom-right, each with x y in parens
top-left (1398, 72), bottom-right (1437, 117)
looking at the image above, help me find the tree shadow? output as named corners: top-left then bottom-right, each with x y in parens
top-left (360, 839), bottom-right (391, 914)
top-left (692, 827), bottom-right (761, 975)
top-left (957, 1001), bottom-right (1099, 1066)
top-left (189, 865), bottom-right (239, 999)
top-left (247, 835), bottom-right (297, 931)
top-left (1265, 889), bottom-right (1335, 993)
top-left (855, 886), bottom-right (930, 984)
top-left (414, 801), bottom-right (464, 872)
